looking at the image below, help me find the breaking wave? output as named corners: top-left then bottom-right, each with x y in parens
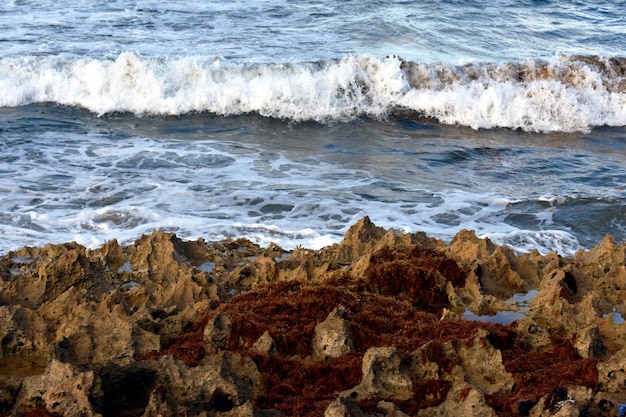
top-left (1, 52), bottom-right (625, 132)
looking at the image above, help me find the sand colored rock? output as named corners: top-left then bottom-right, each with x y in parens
top-left (597, 347), bottom-right (626, 394)
top-left (311, 306), bottom-right (355, 360)
top-left (455, 329), bottom-right (515, 395)
top-left (147, 351), bottom-right (262, 415)
top-left (14, 358), bottom-right (96, 417)
top-left (0, 216), bottom-right (625, 416)
top-left (0, 305), bottom-right (48, 359)
top-left (417, 384), bottom-right (498, 417)
top-left (204, 311), bottom-right (233, 350)
top-left (0, 242), bottom-right (109, 308)
top-left (251, 331), bottom-right (277, 356)
top-left (324, 397), bottom-right (366, 417)
top-left (347, 347), bottom-right (413, 401)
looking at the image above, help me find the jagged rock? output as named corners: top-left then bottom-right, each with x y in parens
top-left (597, 312), bottom-right (626, 354)
top-left (91, 238), bottom-right (127, 273)
top-left (0, 242), bottom-right (109, 308)
top-left (564, 386), bottom-right (594, 414)
top-left (597, 347), bottom-right (626, 394)
top-left (252, 331), bottom-right (277, 356)
top-left (0, 305), bottom-right (48, 358)
top-left (1, 217), bottom-right (626, 416)
top-left (324, 397), bottom-right (366, 417)
top-left (448, 231), bottom-right (524, 299)
top-left (330, 217), bottom-right (388, 263)
top-left (409, 348), bottom-right (440, 384)
top-left (529, 385), bottom-right (594, 417)
top-left (573, 325), bottom-right (605, 358)
top-left (129, 231), bottom-right (198, 287)
top-left (590, 391), bottom-right (625, 417)
top-left (152, 351), bottom-right (262, 414)
top-left (346, 347), bottom-right (413, 401)
top-left (142, 384), bottom-right (174, 417)
top-left (158, 301), bottom-right (211, 348)
top-left (311, 306), bottom-right (354, 360)
top-left (0, 377), bottom-right (22, 414)
top-left (89, 361), bottom-right (157, 416)
top-left (455, 329), bottom-right (515, 395)
top-left (217, 400), bottom-right (257, 417)
top-left (527, 269), bottom-right (578, 333)
top-left (14, 358), bottom-right (97, 417)
top-left (514, 318), bottom-right (553, 352)
top-left (376, 401), bottom-right (411, 417)
top-left (416, 384), bottom-right (497, 417)
top-left (318, 216), bottom-right (437, 277)
top-left (40, 293), bottom-right (136, 366)
top-left (153, 272), bottom-right (207, 311)
top-left (204, 312), bottom-right (232, 350)
top-left (573, 235), bottom-right (626, 307)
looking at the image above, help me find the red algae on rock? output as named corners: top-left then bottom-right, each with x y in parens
top-left (0, 217), bottom-right (625, 416)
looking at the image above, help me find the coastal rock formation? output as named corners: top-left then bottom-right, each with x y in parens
top-left (0, 217), bottom-right (625, 416)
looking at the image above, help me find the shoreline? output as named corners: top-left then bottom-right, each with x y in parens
top-left (1, 217), bottom-right (625, 416)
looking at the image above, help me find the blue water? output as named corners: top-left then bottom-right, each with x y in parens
top-left (0, 1), bottom-right (625, 255)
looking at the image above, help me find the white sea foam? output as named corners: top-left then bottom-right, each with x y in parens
top-left (1, 127), bottom-right (599, 256)
top-left (0, 53), bottom-right (625, 132)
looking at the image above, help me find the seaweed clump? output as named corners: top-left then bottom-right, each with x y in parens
top-left (364, 245), bottom-right (466, 314)
top-left (145, 243), bottom-right (603, 416)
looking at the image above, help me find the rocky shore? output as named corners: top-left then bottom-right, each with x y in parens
top-left (0, 217), bottom-right (625, 417)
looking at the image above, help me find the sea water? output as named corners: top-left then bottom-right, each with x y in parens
top-left (0, 1), bottom-right (625, 255)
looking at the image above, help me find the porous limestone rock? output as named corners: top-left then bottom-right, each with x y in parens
top-left (514, 318), bottom-right (554, 352)
top-left (346, 346), bottom-right (413, 401)
top-left (409, 348), bottom-right (440, 384)
top-left (204, 311), bottom-right (232, 350)
top-left (375, 401), bottom-right (411, 417)
top-left (129, 231), bottom-right (197, 287)
top-left (252, 331), bottom-right (277, 356)
top-left (573, 325), bottom-right (605, 358)
top-left (0, 305), bottom-right (48, 358)
top-left (0, 242), bottom-right (109, 308)
top-left (597, 347), bottom-right (626, 394)
top-left (311, 305), bottom-right (354, 360)
top-left (40, 291), bottom-right (136, 366)
top-left (14, 358), bottom-right (97, 417)
top-left (597, 312), bottom-right (626, 354)
top-left (416, 384), bottom-right (497, 417)
top-left (528, 385), bottom-right (594, 417)
top-left (455, 329), bottom-right (515, 395)
top-left (152, 351), bottom-right (262, 415)
top-left (1, 217), bottom-right (625, 416)
top-left (324, 397), bottom-right (366, 417)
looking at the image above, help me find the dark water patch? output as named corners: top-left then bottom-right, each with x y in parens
top-left (260, 204), bottom-right (294, 215)
top-left (552, 198), bottom-right (626, 247)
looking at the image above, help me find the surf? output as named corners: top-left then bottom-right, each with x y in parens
top-left (1, 52), bottom-right (625, 133)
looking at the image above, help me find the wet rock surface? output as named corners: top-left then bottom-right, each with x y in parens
top-left (0, 216), bottom-right (625, 416)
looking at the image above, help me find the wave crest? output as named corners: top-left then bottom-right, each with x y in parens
top-left (1, 52), bottom-right (625, 132)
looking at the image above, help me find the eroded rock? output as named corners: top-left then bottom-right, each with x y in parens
top-left (347, 347), bottom-right (413, 401)
top-left (455, 329), bottom-right (515, 395)
top-left (416, 384), bottom-right (497, 417)
top-left (0, 217), bottom-right (624, 416)
top-left (311, 306), bottom-right (354, 361)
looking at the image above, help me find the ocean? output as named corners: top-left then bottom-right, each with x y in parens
top-left (0, 0), bottom-right (625, 256)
